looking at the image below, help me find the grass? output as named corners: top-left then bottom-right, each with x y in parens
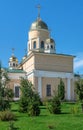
top-left (0, 102), bottom-right (83, 130)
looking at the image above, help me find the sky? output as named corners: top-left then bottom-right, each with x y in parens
top-left (0, 0), bottom-right (83, 74)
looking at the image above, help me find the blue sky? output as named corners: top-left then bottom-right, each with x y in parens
top-left (0, 0), bottom-right (83, 74)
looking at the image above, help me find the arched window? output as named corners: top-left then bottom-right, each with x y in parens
top-left (41, 41), bottom-right (44, 49)
top-left (33, 41), bottom-right (36, 49)
top-left (47, 45), bottom-right (49, 49)
top-left (51, 45), bottom-right (53, 49)
top-left (13, 63), bottom-right (15, 67)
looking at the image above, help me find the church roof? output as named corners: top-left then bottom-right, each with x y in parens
top-left (4, 68), bottom-right (26, 73)
top-left (30, 18), bottom-right (48, 30)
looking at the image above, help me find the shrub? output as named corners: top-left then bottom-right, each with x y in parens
top-left (71, 105), bottom-right (79, 115)
top-left (19, 97), bottom-right (28, 112)
top-left (8, 121), bottom-right (16, 130)
top-left (28, 100), bottom-right (40, 116)
top-left (58, 79), bottom-right (65, 100)
top-left (0, 110), bottom-right (16, 121)
top-left (19, 78), bottom-right (41, 115)
top-left (49, 96), bottom-right (61, 114)
top-left (0, 99), bottom-right (11, 111)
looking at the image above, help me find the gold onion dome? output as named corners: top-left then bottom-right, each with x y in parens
top-left (46, 38), bottom-right (55, 43)
top-left (30, 18), bottom-right (48, 30)
top-left (9, 56), bottom-right (18, 62)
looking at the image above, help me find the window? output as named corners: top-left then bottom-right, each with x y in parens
top-left (41, 41), bottom-right (44, 49)
top-left (13, 63), bottom-right (15, 67)
top-left (14, 86), bottom-right (20, 98)
top-left (51, 45), bottom-right (53, 49)
top-left (47, 45), bottom-right (49, 49)
top-left (33, 41), bottom-right (36, 49)
top-left (46, 84), bottom-right (51, 96)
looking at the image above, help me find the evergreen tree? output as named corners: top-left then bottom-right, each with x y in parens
top-left (58, 79), bottom-right (65, 100)
top-left (75, 79), bottom-right (83, 112)
top-left (48, 93), bottom-right (61, 114)
top-left (0, 62), bottom-right (14, 111)
top-left (19, 77), bottom-right (40, 116)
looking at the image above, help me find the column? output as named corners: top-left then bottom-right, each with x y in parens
top-left (38, 76), bottom-right (42, 98)
top-left (67, 78), bottom-right (71, 100)
top-left (38, 37), bottom-right (40, 49)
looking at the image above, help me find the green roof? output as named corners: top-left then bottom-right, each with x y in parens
top-left (3, 68), bottom-right (26, 73)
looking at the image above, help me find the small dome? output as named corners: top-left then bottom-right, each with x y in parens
top-left (9, 56), bottom-right (18, 62)
top-left (30, 18), bottom-right (48, 30)
top-left (46, 38), bottom-right (55, 44)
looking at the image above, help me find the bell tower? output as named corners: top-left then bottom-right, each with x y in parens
top-left (27, 5), bottom-right (56, 55)
top-left (9, 48), bottom-right (18, 69)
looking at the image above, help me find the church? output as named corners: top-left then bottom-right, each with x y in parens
top-left (4, 7), bottom-right (75, 101)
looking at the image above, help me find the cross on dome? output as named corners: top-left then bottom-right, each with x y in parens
top-left (12, 48), bottom-right (15, 56)
top-left (36, 4), bottom-right (41, 19)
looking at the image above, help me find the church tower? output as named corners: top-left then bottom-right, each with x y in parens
top-left (9, 49), bottom-right (18, 69)
top-left (18, 6), bottom-right (74, 101)
top-left (27, 5), bottom-right (55, 55)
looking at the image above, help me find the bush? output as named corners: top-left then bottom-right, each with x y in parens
top-left (19, 97), bottom-right (28, 113)
top-left (0, 99), bottom-right (11, 111)
top-left (28, 101), bottom-right (40, 116)
top-left (49, 96), bottom-right (61, 114)
top-left (0, 111), bottom-right (16, 121)
top-left (19, 78), bottom-right (41, 115)
top-left (71, 105), bottom-right (79, 115)
top-left (8, 121), bottom-right (19, 130)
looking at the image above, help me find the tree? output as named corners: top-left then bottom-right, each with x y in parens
top-left (75, 78), bottom-right (83, 112)
top-left (48, 95), bottom-right (61, 114)
top-left (58, 79), bottom-right (65, 100)
top-left (19, 77), bottom-right (40, 116)
top-left (0, 62), bottom-right (14, 111)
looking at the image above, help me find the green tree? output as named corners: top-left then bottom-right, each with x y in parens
top-left (0, 62), bottom-right (14, 111)
top-left (58, 79), bottom-right (65, 100)
top-left (48, 95), bottom-right (61, 114)
top-left (75, 78), bottom-right (83, 112)
top-left (19, 77), bottom-right (40, 116)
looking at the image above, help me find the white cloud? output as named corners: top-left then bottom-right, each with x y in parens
top-left (74, 52), bottom-right (83, 73)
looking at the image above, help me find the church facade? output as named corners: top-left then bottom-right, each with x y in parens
top-left (4, 10), bottom-right (75, 101)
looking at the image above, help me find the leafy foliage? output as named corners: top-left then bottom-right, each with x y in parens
top-left (48, 93), bottom-right (61, 114)
top-left (58, 79), bottom-right (65, 100)
top-left (19, 78), bottom-right (40, 116)
top-left (75, 79), bottom-right (83, 112)
top-left (75, 79), bottom-right (83, 101)
top-left (0, 110), bottom-right (16, 121)
top-left (0, 62), bottom-right (14, 111)
top-left (48, 95), bottom-right (61, 114)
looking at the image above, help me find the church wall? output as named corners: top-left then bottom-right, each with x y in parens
top-left (34, 53), bottom-right (73, 73)
top-left (22, 56), bottom-right (35, 73)
top-left (34, 76), bottom-right (69, 100)
top-left (43, 77), bottom-right (74, 101)
top-left (8, 79), bottom-right (20, 90)
top-left (29, 30), bottom-right (49, 40)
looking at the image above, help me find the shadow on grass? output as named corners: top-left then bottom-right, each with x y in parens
top-left (61, 112), bottom-right (70, 114)
top-left (12, 109), bottom-right (18, 112)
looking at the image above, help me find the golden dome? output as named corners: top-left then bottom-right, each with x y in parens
top-left (30, 18), bottom-right (48, 30)
top-left (9, 56), bottom-right (18, 62)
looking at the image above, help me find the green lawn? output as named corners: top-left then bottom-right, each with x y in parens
top-left (0, 102), bottom-right (83, 130)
